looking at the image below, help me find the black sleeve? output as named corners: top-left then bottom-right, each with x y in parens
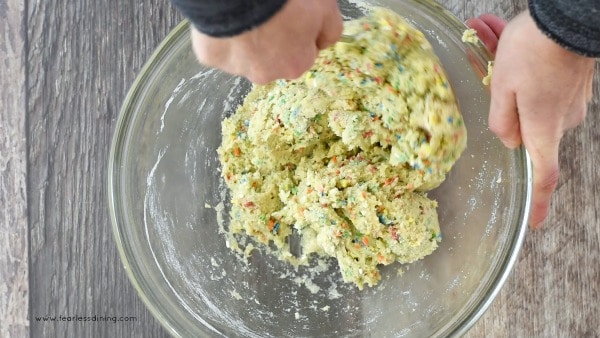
top-left (529, 0), bottom-right (600, 57)
top-left (170, 0), bottom-right (287, 37)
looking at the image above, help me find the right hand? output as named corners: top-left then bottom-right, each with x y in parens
top-left (190, 0), bottom-right (343, 84)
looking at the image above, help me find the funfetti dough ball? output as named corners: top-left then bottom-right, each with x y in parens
top-left (218, 8), bottom-right (466, 289)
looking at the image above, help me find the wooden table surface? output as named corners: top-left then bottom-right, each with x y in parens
top-left (2, 0), bottom-right (598, 337)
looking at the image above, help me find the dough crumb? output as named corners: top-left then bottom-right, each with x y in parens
top-left (461, 28), bottom-right (479, 44)
top-left (482, 61), bottom-right (494, 85)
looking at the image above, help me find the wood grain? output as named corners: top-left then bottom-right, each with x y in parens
top-left (442, 1), bottom-right (600, 336)
top-left (468, 64), bottom-right (600, 338)
top-left (25, 0), bottom-right (180, 336)
top-left (0, 0), bottom-right (596, 337)
top-left (0, 0), bottom-right (29, 337)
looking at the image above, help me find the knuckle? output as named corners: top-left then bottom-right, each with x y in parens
top-left (285, 60), bottom-right (314, 80)
top-left (317, 37), bottom-right (335, 50)
top-left (537, 166), bottom-right (560, 193)
top-left (488, 120), bottom-right (507, 137)
top-left (488, 114), bottom-right (515, 139)
top-left (564, 104), bottom-right (588, 129)
top-left (244, 66), bottom-right (272, 84)
top-left (574, 104), bottom-right (588, 124)
top-left (285, 67), bottom-right (306, 80)
top-left (488, 120), bottom-right (518, 146)
top-left (248, 73), bottom-right (272, 85)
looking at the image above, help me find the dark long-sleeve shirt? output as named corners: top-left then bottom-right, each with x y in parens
top-left (169, 0), bottom-right (286, 37)
top-left (170, 0), bottom-right (600, 57)
top-left (530, 0), bottom-right (600, 57)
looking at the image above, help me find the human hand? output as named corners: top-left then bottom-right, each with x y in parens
top-left (467, 12), bottom-right (596, 228)
top-left (190, 0), bottom-right (343, 84)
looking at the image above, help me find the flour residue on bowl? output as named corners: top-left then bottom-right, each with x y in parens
top-left (126, 0), bottom-right (526, 336)
top-left (145, 71), bottom-right (373, 337)
top-left (160, 78), bottom-right (185, 133)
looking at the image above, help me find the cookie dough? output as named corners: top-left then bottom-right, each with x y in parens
top-left (461, 28), bottom-right (479, 44)
top-left (462, 28), bottom-right (494, 85)
top-left (482, 60), bottom-right (494, 85)
top-left (218, 8), bottom-right (466, 289)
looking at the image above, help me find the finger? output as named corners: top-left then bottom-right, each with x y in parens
top-left (526, 138), bottom-right (561, 228)
top-left (247, 55), bottom-right (314, 84)
top-left (316, 0), bottom-right (343, 50)
top-left (247, 72), bottom-right (276, 85)
top-left (478, 14), bottom-right (507, 38)
top-left (243, 46), bottom-right (284, 84)
top-left (465, 18), bottom-right (500, 54)
top-left (283, 43), bottom-right (319, 80)
top-left (488, 85), bottom-right (522, 149)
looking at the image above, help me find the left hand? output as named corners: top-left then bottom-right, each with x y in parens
top-left (467, 13), bottom-right (596, 228)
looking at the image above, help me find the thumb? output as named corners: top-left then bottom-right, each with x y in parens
top-left (526, 137), bottom-right (561, 228)
top-left (488, 86), bottom-right (522, 149)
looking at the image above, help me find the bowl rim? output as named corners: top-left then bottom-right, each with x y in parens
top-left (108, 2), bottom-right (533, 336)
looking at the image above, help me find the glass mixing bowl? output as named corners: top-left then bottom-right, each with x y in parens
top-left (109, 0), bottom-right (532, 336)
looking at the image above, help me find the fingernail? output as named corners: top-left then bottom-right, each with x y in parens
top-left (529, 219), bottom-right (545, 230)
